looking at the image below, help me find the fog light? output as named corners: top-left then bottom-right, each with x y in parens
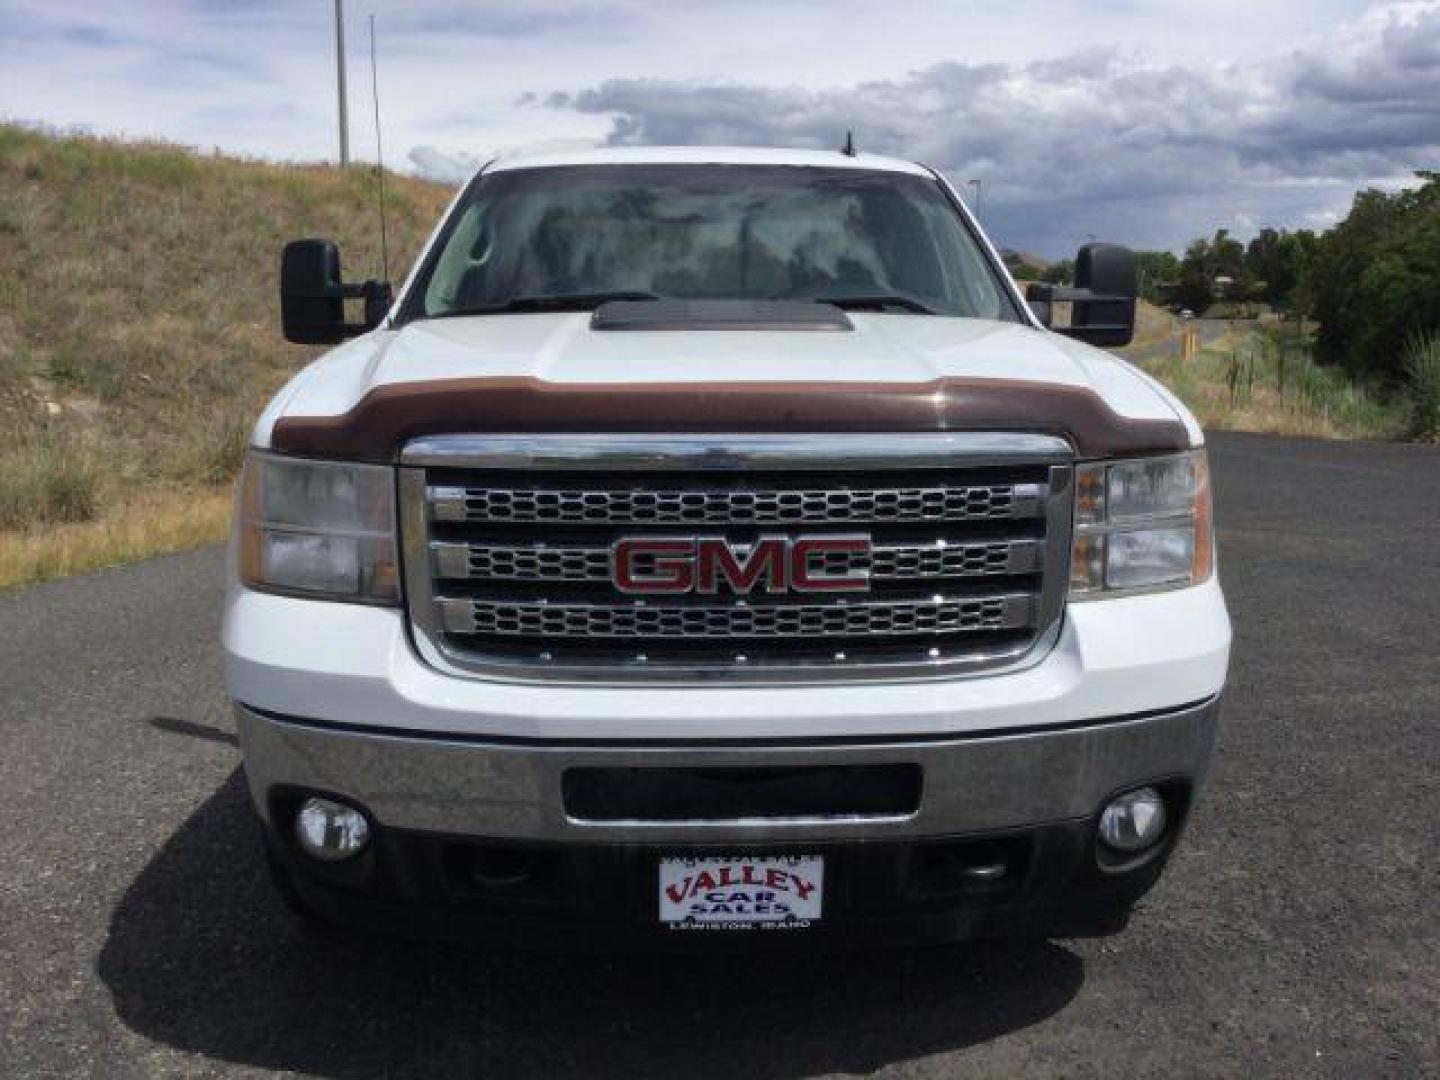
top-left (294, 797), bottom-right (370, 861)
top-left (1099, 787), bottom-right (1167, 853)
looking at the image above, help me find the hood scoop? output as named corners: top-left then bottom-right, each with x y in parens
top-left (591, 299), bottom-right (853, 332)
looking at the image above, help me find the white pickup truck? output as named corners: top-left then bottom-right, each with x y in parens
top-left (223, 147), bottom-right (1230, 945)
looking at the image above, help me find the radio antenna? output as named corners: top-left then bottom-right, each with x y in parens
top-left (368, 13), bottom-right (390, 282)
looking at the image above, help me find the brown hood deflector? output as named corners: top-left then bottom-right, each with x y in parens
top-left (271, 377), bottom-right (1191, 461)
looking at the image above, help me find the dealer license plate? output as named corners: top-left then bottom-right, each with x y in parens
top-left (658, 855), bottom-right (823, 930)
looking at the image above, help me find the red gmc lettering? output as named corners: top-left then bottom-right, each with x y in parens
top-left (612, 538), bottom-right (695, 593)
top-left (612, 536), bottom-right (871, 595)
top-left (790, 536), bottom-right (872, 592)
top-left (695, 537), bottom-right (787, 594)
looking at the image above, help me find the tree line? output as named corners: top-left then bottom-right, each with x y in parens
top-left (1175, 173), bottom-right (1440, 385)
top-left (1026, 171), bottom-right (1440, 385)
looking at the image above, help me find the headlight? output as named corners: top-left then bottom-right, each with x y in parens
top-left (237, 450), bottom-right (398, 603)
top-left (1070, 448), bottom-right (1213, 598)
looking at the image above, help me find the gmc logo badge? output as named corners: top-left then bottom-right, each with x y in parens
top-left (611, 536), bottom-right (872, 595)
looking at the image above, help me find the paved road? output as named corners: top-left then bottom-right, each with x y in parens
top-left (2, 431), bottom-right (1437, 1079)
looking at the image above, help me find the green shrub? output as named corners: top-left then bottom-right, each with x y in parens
top-left (1404, 332), bottom-right (1440, 441)
top-left (0, 436), bottom-right (101, 529)
top-left (1287, 354), bottom-right (1400, 436)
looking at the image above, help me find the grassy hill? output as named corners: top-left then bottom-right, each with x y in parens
top-left (0, 124), bottom-right (452, 587)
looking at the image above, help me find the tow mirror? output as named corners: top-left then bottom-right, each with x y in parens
top-left (1026, 243), bottom-right (1138, 348)
top-left (280, 239), bottom-right (392, 345)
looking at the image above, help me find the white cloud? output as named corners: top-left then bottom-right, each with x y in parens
top-left (1, 0), bottom-right (1435, 252)
top-left (406, 145), bottom-right (478, 183)
top-left (540, 1), bottom-right (1440, 253)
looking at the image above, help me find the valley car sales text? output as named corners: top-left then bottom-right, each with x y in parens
top-left (664, 864), bottom-right (819, 930)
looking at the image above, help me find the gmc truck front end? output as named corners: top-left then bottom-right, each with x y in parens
top-left (224, 149), bottom-right (1230, 946)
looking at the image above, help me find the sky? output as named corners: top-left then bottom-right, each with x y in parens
top-left (3, 0), bottom-right (1438, 257)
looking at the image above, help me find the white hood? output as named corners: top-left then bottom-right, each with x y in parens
top-left (255, 313), bottom-right (1196, 447)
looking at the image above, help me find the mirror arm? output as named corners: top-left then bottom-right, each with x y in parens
top-left (286, 280), bottom-right (383, 301)
top-left (1028, 283), bottom-right (1094, 303)
top-left (358, 279), bottom-right (393, 330)
top-left (288, 279), bottom-right (392, 333)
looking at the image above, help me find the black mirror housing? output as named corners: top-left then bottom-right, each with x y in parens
top-left (1074, 243), bottom-right (1137, 299)
top-left (1027, 243), bottom-right (1138, 348)
top-left (280, 239), bottom-right (391, 345)
top-left (280, 239), bottom-right (344, 344)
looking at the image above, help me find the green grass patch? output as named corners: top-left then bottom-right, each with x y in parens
top-left (1403, 332), bottom-right (1440, 441)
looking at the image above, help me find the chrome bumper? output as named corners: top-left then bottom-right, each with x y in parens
top-left (236, 698), bottom-right (1219, 844)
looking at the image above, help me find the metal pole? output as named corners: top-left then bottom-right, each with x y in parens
top-left (334, 0), bottom-right (350, 166)
top-left (968, 179), bottom-right (983, 224)
top-left (370, 14), bottom-right (389, 281)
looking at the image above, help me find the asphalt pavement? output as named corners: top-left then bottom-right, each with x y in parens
top-left (1, 430), bottom-right (1437, 1078)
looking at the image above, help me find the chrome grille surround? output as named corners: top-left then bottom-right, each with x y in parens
top-left (400, 433), bottom-right (1075, 685)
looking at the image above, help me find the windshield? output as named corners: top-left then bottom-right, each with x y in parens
top-left (408, 164), bottom-right (1018, 321)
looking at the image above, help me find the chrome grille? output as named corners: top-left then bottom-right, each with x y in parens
top-left (400, 433), bottom-right (1074, 683)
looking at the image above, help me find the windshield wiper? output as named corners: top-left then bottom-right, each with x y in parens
top-left (431, 291), bottom-right (661, 318)
top-left (816, 293), bottom-right (940, 315)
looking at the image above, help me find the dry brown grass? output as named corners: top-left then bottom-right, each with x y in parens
top-left (1129, 299), bottom-right (1177, 349)
top-left (0, 486), bottom-right (233, 588)
top-left (0, 124), bottom-right (452, 588)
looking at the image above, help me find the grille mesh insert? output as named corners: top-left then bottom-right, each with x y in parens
top-left (432, 483), bottom-right (1042, 524)
top-left (441, 596), bottom-right (1027, 639)
top-left (436, 540), bottom-right (1032, 582)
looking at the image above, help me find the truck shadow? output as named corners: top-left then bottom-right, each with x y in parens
top-left (98, 771), bottom-right (1084, 1078)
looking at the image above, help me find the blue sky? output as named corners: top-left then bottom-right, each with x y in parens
top-left (3, 0), bottom-right (1438, 256)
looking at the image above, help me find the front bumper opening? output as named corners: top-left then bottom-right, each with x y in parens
top-left (561, 763), bottom-right (923, 823)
